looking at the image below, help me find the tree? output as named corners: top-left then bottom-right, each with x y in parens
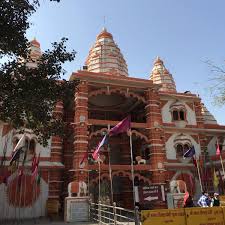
top-left (0, 0), bottom-right (79, 146)
top-left (206, 60), bottom-right (225, 105)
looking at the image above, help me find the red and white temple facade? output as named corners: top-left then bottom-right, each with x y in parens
top-left (1, 29), bottom-right (225, 217)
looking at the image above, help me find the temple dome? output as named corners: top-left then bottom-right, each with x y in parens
top-left (201, 103), bottom-right (218, 125)
top-left (85, 28), bottom-right (128, 76)
top-left (150, 57), bottom-right (176, 92)
top-left (26, 38), bottom-right (42, 68)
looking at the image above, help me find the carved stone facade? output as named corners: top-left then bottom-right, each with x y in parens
top-left (1, 29), bottom-right (225, 216)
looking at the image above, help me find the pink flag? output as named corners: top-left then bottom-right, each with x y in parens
top-left (216, 141), bottom-right (221, 156)
top-left (109, 116), bottom-right (131, 136)
top-left (183, 191), bottom-right (189, 207)
top-left (92, 135), bottom-right (108, 160)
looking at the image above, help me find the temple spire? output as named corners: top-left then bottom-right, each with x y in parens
top-left (150, 57), bottom-right (176, 92)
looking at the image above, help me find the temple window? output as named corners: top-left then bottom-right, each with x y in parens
top-left (179, 110), bottom-right (185, 120)
top-left (176, 143), bottom-right (191, 159)
top-left (172, 109), bottom-right (186, 121)
top-left (172, 110), bottom-right (179, 121)
top-left (176, 144), bottom-right (184, 158)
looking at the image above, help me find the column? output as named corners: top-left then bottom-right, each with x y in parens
top-left (73, 81), bottom-right (89, 182)
top-left (145, 88), bottom-right (166, 207)
top-left (49, 101), bottom-right (64, 201)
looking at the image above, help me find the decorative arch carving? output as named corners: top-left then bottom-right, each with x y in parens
top-left (88, 88), bottom-right (147, 104)
top-left (89, 128), bottom-right (108, 139)
top-left (131, 130), bottom-right (148, 143)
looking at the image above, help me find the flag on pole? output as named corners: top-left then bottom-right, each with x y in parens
top-left (213, 169), bottom-right (219, 188)
top-left (183, 191), bottom-right (189, 207)
top-left (109, 116), bottom-right (131, 136)
top-left (92, 135), bottom-right (108, 160)
top-left (9, 147), bottom-right (23, 165)
top-left (183, 146), bottom-right (196, 158)
top-left (12, 134), bottom-right (26, 153)
top-left (31, 153), bottom-right (37, 173)
top-left (31, 166), bottom-right (38, 184)
top-left (31, 152), bottom-right (40, 184)
top-left (80, 152), bottom-right (88, 167)
top-left (18, 168), bottom-right (24, 190)
top-left (216, 141), bottom-right (221, 156)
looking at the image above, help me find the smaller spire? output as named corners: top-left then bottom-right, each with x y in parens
top-left (150, 57), bottom-right (176, 92)
top-left (201, 103), bottom-right (217, 124)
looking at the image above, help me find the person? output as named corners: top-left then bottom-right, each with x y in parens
top-left (197, 191), bottom-right (210, 207)
top-left (210, 193), bottom-right (220, 207)
top-left (184, 195), bottom-right (194, 208)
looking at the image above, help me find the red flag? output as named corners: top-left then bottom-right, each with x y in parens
top-left (31, 153), bottom-right (40, 184)
top-left (31, 166), bottom-right (38, 184)
top-left (31, 153), bottom-right (36, 173)
top-left (109, 116), bottom-right (131, 136)
top-left (216, 140), bottom-right (221, 156)
top-left (80, 152), bottom-right (88, 166)
top-left (183, 191), bottom-right (189, 207)
top-left (192, 157), bottom-right (197, 167)
top-left (18, 168), bottom-right (24, 189)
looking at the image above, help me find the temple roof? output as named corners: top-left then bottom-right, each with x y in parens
top-left (201, 103), bottom-right (218, 125)
top-left (25, 38), bottom-right (42, 68)
top-left (150, 57), bottom-right (177, 92)
top-left (85, 28), bottom-right (128, 77)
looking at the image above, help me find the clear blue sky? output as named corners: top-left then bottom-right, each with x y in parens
top-left (27, 0), bottom-right (225, 124)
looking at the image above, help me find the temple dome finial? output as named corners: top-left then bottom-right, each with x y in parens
top-left (85, 29), bottom-right (128, 76)
top-left (150, 57), bottom-right (176, 92)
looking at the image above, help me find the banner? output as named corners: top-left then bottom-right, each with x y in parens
top-left (142, 207), bottom-right (225, 225)
top-left (185, 207), bottom-right (224, 225)
top-left (141, 208), bottom-right (185, 225)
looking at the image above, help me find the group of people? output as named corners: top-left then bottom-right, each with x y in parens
top-left (183, 191), bottom-right (220, 208)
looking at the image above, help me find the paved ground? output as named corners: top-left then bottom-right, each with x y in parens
top-left (0, 218), bottom-right (98, 225)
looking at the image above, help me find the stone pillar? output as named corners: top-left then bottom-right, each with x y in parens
top-left (49, 101), bottom-right (64, 201)
top-left (73, 81), bottom-right (89, 183)
top-left (145, 88), bottom-right (166, 207)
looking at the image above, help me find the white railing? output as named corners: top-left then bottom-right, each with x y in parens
top-left (89, 201), bottom-right (140, 225)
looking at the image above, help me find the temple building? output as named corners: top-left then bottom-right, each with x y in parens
top-left (1, 28), bottom-right (225, 218)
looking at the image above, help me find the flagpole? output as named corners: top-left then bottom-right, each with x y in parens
top-left (129, 131), bottom-right (136, 209)
top-left (219, 155), bottom-right (225, 180)
top-left (196, 158), bottom-right (203, 192)
top-left (107, 125), bottom-right (114, 204)
top-left (98, 161), bottom-right (101, 202)
top-left (107, 144), bottom-right (114, 204)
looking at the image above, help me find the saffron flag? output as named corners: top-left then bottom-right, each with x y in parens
top-left (213, 169), bottom-right (219, 188)
top-left (216, 141), bottom-right (221, 156)
top-left (183, 146), bottom-right (196, 158)
top-left (109, 116), bottom-right (131, 136)
top-left (92, 135), bottom-right (108, 160)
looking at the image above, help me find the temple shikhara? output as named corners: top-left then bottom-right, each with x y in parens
top-left (1, 28), bottom-right (225, 219)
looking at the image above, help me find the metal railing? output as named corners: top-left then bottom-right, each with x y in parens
top-left (90, 201), bottom-right (140, 225)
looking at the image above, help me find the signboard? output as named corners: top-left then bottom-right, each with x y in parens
top-left (139, 185), bottom-right (165, 203)
top-left (141, 208), bottom-right (185, 225)
top-left (185, 207), bottom-right (224, 225)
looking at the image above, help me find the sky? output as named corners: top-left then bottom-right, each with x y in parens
top-left (27, 0), bottom-right (225, 124)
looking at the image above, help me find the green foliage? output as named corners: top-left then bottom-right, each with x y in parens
top-left (0, 0), bottom-right (79, 146)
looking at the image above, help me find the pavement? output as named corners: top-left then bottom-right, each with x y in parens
top-left (0, 218), bottom-right (98, 225)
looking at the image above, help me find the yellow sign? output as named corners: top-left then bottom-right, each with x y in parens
top-left (141, 208), bottom-right (185, 225)
top-left (185, 207), bottom-right (224, 225)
